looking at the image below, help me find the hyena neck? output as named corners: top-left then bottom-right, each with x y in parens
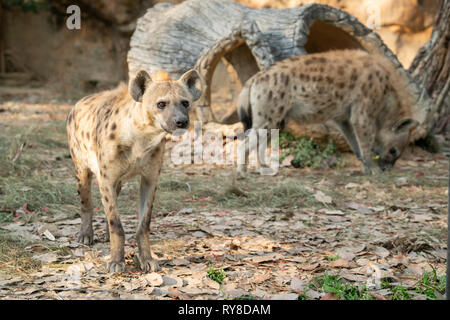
top-left (135, 100), bottom-right (161, 131)
top-left (381, 90), bottom-right (411, 128)
top-left (122, 100), bottom-right (165, 143)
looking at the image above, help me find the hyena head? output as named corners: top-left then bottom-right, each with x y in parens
top-left (129, 69), bottom-right (204, 133)
top-left (374, 118), bottom-right (419, 171)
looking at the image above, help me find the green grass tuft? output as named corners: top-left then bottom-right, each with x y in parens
top-left (325, 254), bottom-right (340, 262)
top-left (414, 266), bottom-right (446, 300)
top-left (310, 271), bottom-right (373, 300)
top-left (233, 294), bottom-right (261, 300)
top-left (207, 264), bottom-right (227, 284)
top-left (390, 284), bottom-right (412, 300)
top-left (382, 265), bottom-right (446, 300)
top-left (279, 131), bottom-right (339, 169)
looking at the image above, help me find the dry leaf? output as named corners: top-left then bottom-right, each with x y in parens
top-left (322, 210), bottom-right (345, 216)
top-left (173, 258), bottom-right (190, 266)
top-left (290, 278), bottom-right (307, 291)
top-left (374, 246), bottom-right (390, 258)
top-left (43, 229), bottom-right (56, 241)
top-left (335, 249), bottom-right (356, 261)
top-left (314, 191), bottom-right (332, 204)
top-left (162, 276), bottom-right (183, 288)
top-left (251, 273), bottom-right (272, 283)
top-left (270, 293), bottom-right (298, 300)
top-left (244, 253), bottom-right (282, 264)
top-left (202, 276), bottom-right (220, 290)
top-left (344, 183), bottom-right (359, 189)
top-left (144, 273), bottom-right (163, 287)
top-left (33, 252), bottom-right (58, 264)
top-left (330, 258), bottom-right (350, 268)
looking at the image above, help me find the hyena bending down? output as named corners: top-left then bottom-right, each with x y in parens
top-left (66, 69), bottom-right (203, 272)
top-left (238, 50), bottom-right (419, 175)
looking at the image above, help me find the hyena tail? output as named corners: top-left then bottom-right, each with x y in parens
top-left (237, 84), bottom-right (252, 131)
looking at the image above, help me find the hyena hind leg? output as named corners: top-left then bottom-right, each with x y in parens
top-left (334, 120), bottom-right (362, 160)
top-left (237, 129), bottom-right (259, 176)
top-left (237, 120), bottom-right (272, 176)
top-left (76, 167), bottom-right (95, 245)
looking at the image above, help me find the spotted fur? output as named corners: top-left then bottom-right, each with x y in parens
top-left (67, 69), bottom-right (203, 272)
top-left (238, 50), bottom-right (419, 175)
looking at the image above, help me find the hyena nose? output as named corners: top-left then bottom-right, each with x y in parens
top-left (174, 118), bottom-right (189, 129)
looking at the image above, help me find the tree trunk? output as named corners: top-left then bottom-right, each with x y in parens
top-left (409, 0), bottom-right (450, 136)
top-left (0, 5), bottom-right (5, 74)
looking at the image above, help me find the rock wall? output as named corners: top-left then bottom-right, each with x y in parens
top-left (1, 7), bottom-right (128, 95)
top-left (0, 0), bottom-right (181, 97)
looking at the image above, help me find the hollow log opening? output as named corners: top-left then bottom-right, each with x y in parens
top-left (223, 43), bottom-right (260, 84)
top-left (304, 20), bottom-right (363, 53)
top-left (211, 43), bottom-right (260, 123)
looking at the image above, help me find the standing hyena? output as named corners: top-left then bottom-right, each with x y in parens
top-left (237, 50), bottom-right (419, 175)
top-left (66, 69), bottom-right (203, 272)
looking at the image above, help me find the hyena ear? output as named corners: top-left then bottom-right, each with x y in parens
top-left (393, 118), bottom-right (420, 134)
top-left (130, 70), bottom-right (152, 102)
top-left (179, 69), bottom-right (204, 101)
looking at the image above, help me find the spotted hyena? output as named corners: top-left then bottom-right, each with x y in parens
top-left (238, 50), bottom-right (419, 175)
top-left (66, 69), bottom-right (203, 272)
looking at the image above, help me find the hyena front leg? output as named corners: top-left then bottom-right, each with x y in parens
top-left (104, 181), bottom-right (122, 242)
top-left (350, 107), bottom-right (382, 175)
top-left (98, 179), bottom-right (125, 273)
top-left (136, 175), bottom-right (160, 272)
top-left (76, 167), bottom-right (94, 245)
top-left (136, 145), bottom-right (165, 272)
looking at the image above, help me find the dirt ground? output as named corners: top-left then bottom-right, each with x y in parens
top-left (0, 89), bottom-right (448, 300)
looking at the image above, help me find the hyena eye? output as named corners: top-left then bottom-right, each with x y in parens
top-left (389, 148), bottom-right (397, 157)
top-left (157, 102), bottom-right (166, 109)
top-left (181, 100), bottom-right (190, 108)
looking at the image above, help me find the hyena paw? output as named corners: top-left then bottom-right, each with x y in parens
top-left (363, 160), bottom-right (383, 176)
top-left (108, 261), bottom-right (126, 273)
top-left (363, 161), bottom-right (383, 176)
top-left (77, 230), bottom-right (94, 245)
top-left (236, 168), bottom-right (248, 180)
top-left (371, 166), bottom-right (383, 175)
top-left (236, 164), bottom-right (247, 173)
top-left (138, 255), bottom-right (160, 273)
top-left (363, 165), bottom-right (372, 176)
